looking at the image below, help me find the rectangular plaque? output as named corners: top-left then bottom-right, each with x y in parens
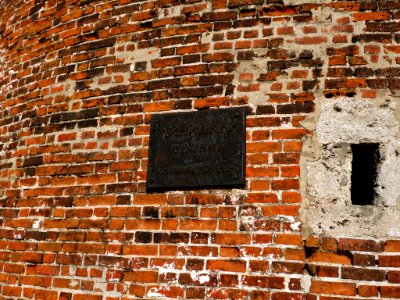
top-left (146, 107), bottom-right (246, 192)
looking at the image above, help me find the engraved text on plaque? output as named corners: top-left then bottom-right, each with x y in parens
top-left (146, 107), bottom-right (246, 191)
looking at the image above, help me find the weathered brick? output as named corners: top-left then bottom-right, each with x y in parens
top-left (353, 11), bottom-right (390, 21)
top-left (1, 1), bottom-right (399, 299)
top-left (311, 281), bottom-right (356, 296)
top-left (202, 11), bottom-right (237, 21)
top-left (342, 267), bottom-right (385, 281)
top-left (308, 252), bottom-right (352, 265)
top-left (381, 286), bottom-right (400, 298)
top-left (339, 238), bottom-right (384, 252)
top-left (147, 78), bottom-right (180, 90)
top-left (358, 285), bottom-right (379, 297)
top-left (207, 260), bottom-right (246, 272)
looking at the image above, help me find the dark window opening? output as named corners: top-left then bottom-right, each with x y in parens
top-left (351, 143), bottom-right (380, 205)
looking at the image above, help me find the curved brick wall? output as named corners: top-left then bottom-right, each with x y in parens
top-left (1, 0), bottom-right (400, 299)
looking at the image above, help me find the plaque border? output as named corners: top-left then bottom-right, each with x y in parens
top-left (146, 107), bottom-right (246, 192)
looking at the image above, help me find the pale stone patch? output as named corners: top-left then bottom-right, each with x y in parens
top-left (32, 220), bottom-right (41, 229)
top-left (190, 271), bottom-right (210, 284)
top-left (302, 97), bottom-right (400, 239)
top-left (300, 274), bottom-right (312, 293)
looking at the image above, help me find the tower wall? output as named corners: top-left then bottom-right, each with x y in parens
top-left (1, 1), bottom-right (400, 299)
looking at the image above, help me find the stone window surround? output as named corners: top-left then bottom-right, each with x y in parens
top-left (301, 97), bottom-right (400, 239)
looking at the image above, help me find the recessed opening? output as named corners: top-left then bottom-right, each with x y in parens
top-left (351, 143), bottom-right (380, 205)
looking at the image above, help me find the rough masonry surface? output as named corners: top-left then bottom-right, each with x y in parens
top-left (1, 0), bottom-right (400, 299)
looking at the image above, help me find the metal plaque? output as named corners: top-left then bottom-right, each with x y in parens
top-left (146, 107), bottom-right (246, 192)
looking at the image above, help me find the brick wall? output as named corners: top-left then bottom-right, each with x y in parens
top-left (0, 0), bottom-right (400, 299)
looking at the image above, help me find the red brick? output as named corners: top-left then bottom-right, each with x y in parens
top-left (249, 259), bottom-right (270, 271)
top-left (291, 70), bottom-right (309, 78)
top-left (321, 238), bottom-right (337, 251)
top-left (146, 286), bottom-right (184, 298)
top-left (252, 130), bottom-right (270, 140)
top-left (123, 271), bottom-right (158, 283)
top-left (206, 288), bottom-right (247, 299)
top-left (349, 56), bottom-right (368, 65)
top-left (361, 89), bottom-right (377, 98)
top-left (245, 193), bottom-right (279, 203)
top-left (242, 275), bottom-right (284, 288)
top-left (271, 179), bottom-right (300, 190)
top-left (125, 219), bottom-right (160, 230)
top-left (250, 291), bottom-right (270, 300)
top-left (176, 44), bottom-right (210, 55)
top-left (366, 45), bottom-right (381, 53)
top-left (272, 262), bottom-right (304, 274)
top-left (272, 129), bottom-right (307, 139)
top-left (174, 64), bottom-right (207, 75)
top-left (339, 238), bottom-right (383, 252)
top-left (260, 6), bottom-right (296, 16)
top-left (388, 271), bottom-right (400, 283)
top-left (58, 132), bottom-right (77, 142)
top-left (282, 192), bottom-right (301, 203)
top-left (311, 281), bottom-right (356, 296)
top-left (281, 166), bottom-right (300, 177)
top-left (275, 234), bottom-right (303, 246)
top-left (379, 255), bottom-right (400, 267)
top-left (317, 266), bottom-right (339, 278)
top-left (246, 142), bottom-right (281, 153)
top-left (228, 0), bottom-right (262, 7)
top-left (206, 260), bottom-right (246, 272)
top-left (134, 194), bottom-right (167, 205)
top-left (246, 167), bottom-right (279, 177)
top-left (271, 292), bottom-right (303, 300)
top-left (2, 286), bottom-right (22, 297)
top-left (235, 41), bottom-right (251, 49)
top-left (325, 78), bottom-right (367, 89)
top-left (263, 205), bottom-right (299, 217)
top-left (295, 36), bottom-right (327, 45)
top-left (353, 11), bottom-right (390, 21)
top-left (385, 240), bottom-right (400, 252)
top-left (180, 220), bottom-right (217, 231)
top-left (302, 26), bottom-right (318, 34)
top-left (239, 83), bottom-right (262, 92)
top-left (186, 194), bottom-right (222, 205)
top-left (329, 56), bottom-right (346, 66)
top-left (381, 286), bottom-right (400, 298)
top-left (286, 81), bottom-right (301, 90)
top-left (308, 252), bottom-right (352, 265)
top-left (358, 285), bottom-right (379, 297)
top-left (277, 27), bottom-right (294, 35)
top-left (342, 267), bottom-right (385, 281)
top-left (214, 234), bottom-right (251, 245)
top-left (327, 2), bottom-right (360, 11)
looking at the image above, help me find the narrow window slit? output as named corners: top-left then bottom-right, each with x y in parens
top-left (351, 143), bottom-right (380, 205)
